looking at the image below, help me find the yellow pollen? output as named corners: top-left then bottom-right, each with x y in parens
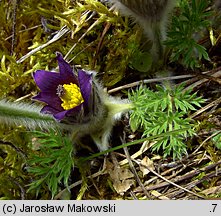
top-left (59, 83), bottom-right (84, 110)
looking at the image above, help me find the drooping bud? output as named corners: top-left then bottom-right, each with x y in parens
top-left (109, 0), bottom-right (176, 61)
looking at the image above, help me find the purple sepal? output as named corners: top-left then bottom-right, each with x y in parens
top-left (78, 70), bottom-right (93, 107)
top-left (32, 53), bottom-right (93, 122)
top-left (56, 52), bottom-right (78, 84)
top-left (53, 104), bottom-right (83, 120)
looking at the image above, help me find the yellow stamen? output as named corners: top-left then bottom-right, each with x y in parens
top-left (59, 83), bottom-right (84, 110)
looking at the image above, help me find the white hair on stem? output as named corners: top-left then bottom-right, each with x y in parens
top-left (0, 99), bottom-right (57, 130)
top-left (108, 0), bottom-right (176, 61)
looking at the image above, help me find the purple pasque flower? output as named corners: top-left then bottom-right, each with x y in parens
top-left (32, 52), bottom-right (132, 152)
top-left (33, 52), bottom-right (93, 122)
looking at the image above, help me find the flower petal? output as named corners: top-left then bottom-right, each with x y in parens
top-left (33, 70), bottom-right (61, 92)
top-left (40, 105), bottom-right (61, 115)
top-left (54, 104), bottom-right (82, 121)
top-left (53, 110), bottom-right (69, 121)
top-left (78, 70), bottom-right (92, 106)
top-left (33, 92), bottom-right (63, 111)
top-left (56, 52), bottom-right (78, 84)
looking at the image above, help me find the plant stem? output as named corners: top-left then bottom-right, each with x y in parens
top-left (79, 128), bottom-right (190, 163)
top-left (0, 100), bottom-right (57, 129)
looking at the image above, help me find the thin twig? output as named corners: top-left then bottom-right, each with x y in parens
top-left (129, 190), bottom-right (138, 200)
top-left (11, 0), bottom-right (18, 55)
top-left (54, 169), bottom-right (106, 200)
top-left (191, 130), bottom-right (221, 155)
top-left (134, 160), bottom-right (209, 199)
top-left (134, 159), bottom-right (202, 192)
top-left (123, 146), bottom-right (151, 199)
top-left (16, 26), bottom-right (70, 63)
top-left (108, 70), bottom-right (221, 94)
top-left (108, 75), bottom-right (194, 94)
top-left (135, 160), bottom-right (221, 194)
top-left (184, 70), bottom-right (221, 91)
top-left (167, 169), bottom-right (221, 199)
top-left (189, 97), bottom-right (221, 119)
top-left (181, 67), bottom-right (221, 86)
top-left (143, 165), bottom-right (183, 187)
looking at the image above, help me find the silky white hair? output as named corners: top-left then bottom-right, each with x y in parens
top-left (0, 99), bottom-right (57, 130)
top-left (109, 0), bottom-right (176, 60)
top-left (67, 70), bottom-right (132, 151)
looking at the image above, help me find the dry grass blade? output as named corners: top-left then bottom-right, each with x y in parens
top-left (16, 26), bottom-right (70, 63)
top-left (134, 160), bottom-right (221, 197)
top-left (190, 97), bottom-right (221, 119)
top-left (167, 169), bottom-right (221, 199)
top-left (54, 169), bottom-right (107, 200)
top-left (133, 159), bottom-right (211, 199)
top-left (123, 146), bottom-right (151, 199)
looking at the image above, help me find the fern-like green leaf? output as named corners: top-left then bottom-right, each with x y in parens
top-left (28, 130), bottom-right (74, 198)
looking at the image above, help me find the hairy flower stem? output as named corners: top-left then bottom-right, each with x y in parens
top-left (0, 100), bottom-right (57, 129)
top-left (105, 101), bottom-right (134, 116)
top-left (150, 22), bottom-right (164, 63)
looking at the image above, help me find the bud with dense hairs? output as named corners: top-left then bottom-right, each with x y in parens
top-left (109, 0), bottom-right (176, 61)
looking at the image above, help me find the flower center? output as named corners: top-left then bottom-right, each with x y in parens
top-left (57, 83), bottom-right (84, 110)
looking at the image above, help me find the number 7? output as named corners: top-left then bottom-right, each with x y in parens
top-left (212, 204), bottom-right (217, 212)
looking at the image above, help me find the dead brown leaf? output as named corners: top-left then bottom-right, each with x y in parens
top-left (106, 160), bottom-right (135, 195)
top-left (139, 156), bottom-right (155, 177)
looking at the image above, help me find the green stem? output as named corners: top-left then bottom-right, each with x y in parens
top-left (105, 101), bottom-right (134, 115)
top-left (79, 128), bottom-right (190, 163)
top-left (152, 22), bottom-right (164, 61)
top-left (0, 99), bottom-right (57, 129)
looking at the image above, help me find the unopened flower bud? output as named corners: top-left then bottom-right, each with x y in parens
top-left (109, 0), bottom-right (176, 61)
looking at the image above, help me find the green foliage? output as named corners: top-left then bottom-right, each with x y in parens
top-left (0, 0), bottom-right (144, 92)
top-left (165, 0), bottom-right (212, 68)
top-left (102, 27), bottom-right (142, 86)
top-left (129, 84), bottom-right (205, 159)
top-left (212, 132), bottom-right (221, 150)
top-left (0, 126), bottom-right (32, 199)
top-left (0, 0), bottom-right (142, 198)
top-left (28, 130), bottom-right (74, 198)
top-left (129, 51), bottom-right (152, 73)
